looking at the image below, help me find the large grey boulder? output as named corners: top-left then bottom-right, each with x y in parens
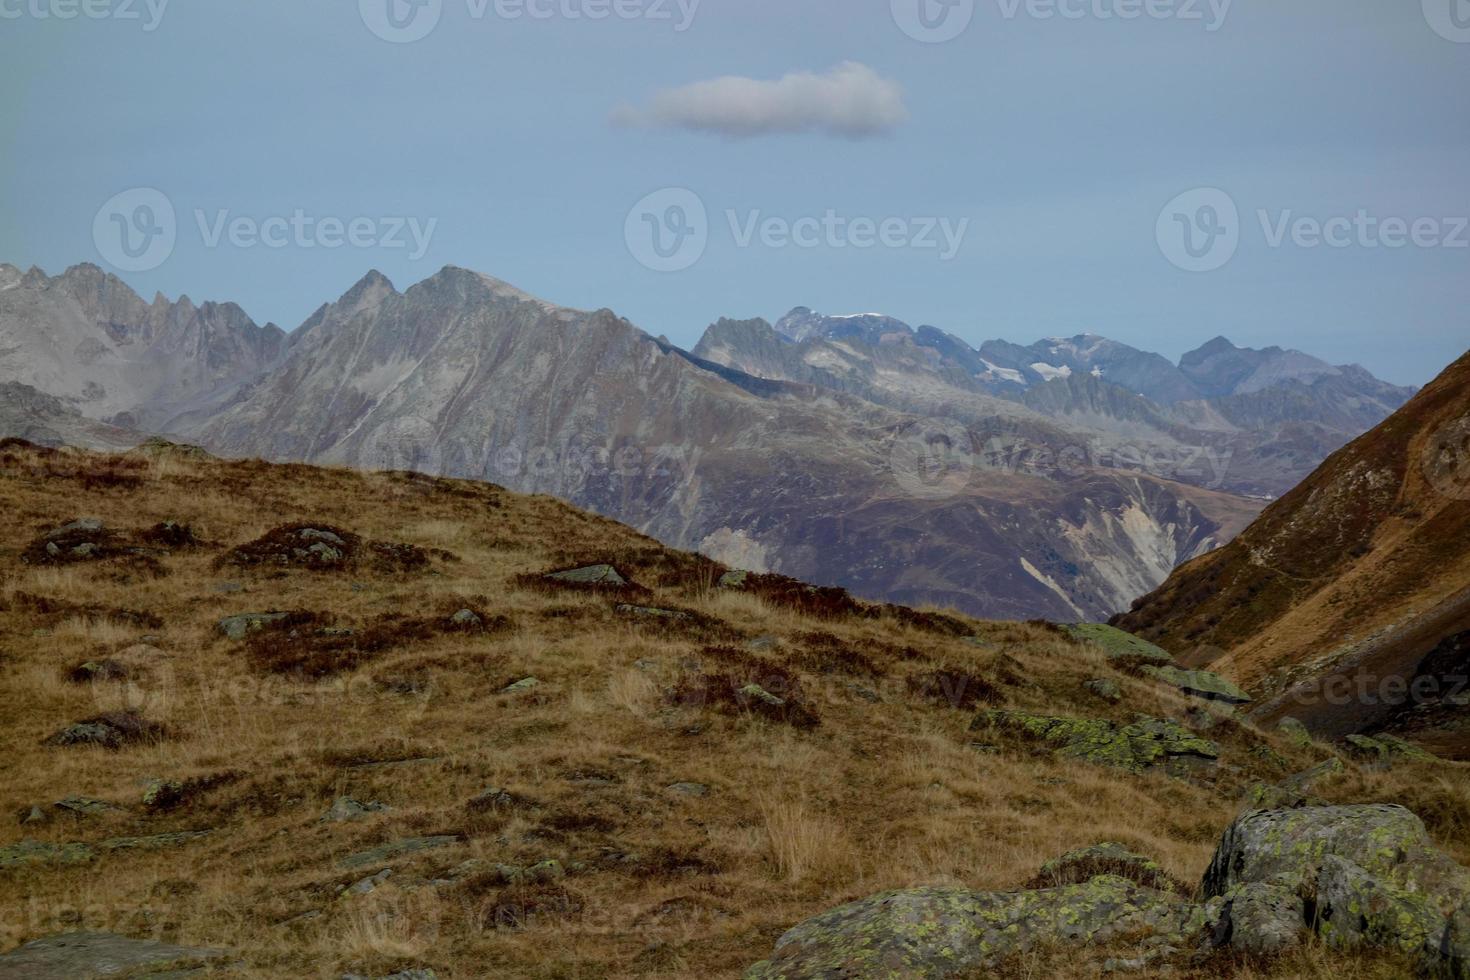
top-left (1204, 805), bottom-right (1470, 976)
top-left (0, 931), bottom-right (226, 979)
top-left (744, 876), bottom-right (1208, 978)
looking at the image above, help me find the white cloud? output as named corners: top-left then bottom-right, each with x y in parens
top-left (611, 62), bottom-right (908, 140)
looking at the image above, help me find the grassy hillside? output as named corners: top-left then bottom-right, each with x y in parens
top-left (0, 440), bottom-right (1463, 978)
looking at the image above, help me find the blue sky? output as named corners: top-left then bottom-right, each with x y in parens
top-left (1, 0), bottom-right (1467, 386)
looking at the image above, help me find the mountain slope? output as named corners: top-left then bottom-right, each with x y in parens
top-left (0, 441), bottom-right (1463, 979)
top-left (190, 267), bottom-right (1250, 621)
top-left (1113, 350), bottom-right (1470, 753)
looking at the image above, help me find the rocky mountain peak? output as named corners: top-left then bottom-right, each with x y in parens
top-left (336, 269), bottom-right (398, 309)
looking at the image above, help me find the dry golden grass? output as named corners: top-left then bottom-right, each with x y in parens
top-left (0, 442), bottom-right (1463, 978)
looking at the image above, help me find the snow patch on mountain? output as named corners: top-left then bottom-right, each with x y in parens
top-left (1030, 362), bottom-right (1073, 382)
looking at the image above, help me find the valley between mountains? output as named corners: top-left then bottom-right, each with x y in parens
top-left (0, 263), bottom-right (1414, 623)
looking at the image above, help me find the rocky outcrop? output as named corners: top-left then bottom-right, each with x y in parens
top-left (0, 931), bottom-right (226, 979)
top-left (746, 804), bottom-right (1470, 978)
top-left (1203, 805), bottom-right (1470, 975)
top-left (743, 876), bottom-right (1208, 979)
top-left (975, 709), bottom-right (1219, 774)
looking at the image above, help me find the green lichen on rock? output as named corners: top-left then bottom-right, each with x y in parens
top-left (1082, 678), bottom-right (1122, 703)
top-left (0, 830), bottom-right (210, 870)
top-left (1204, 805), bottom-right (1470, 977)
top-left (1277, 717), bottom-right (1315, 749)
top-left (1141, 665), bottom-right (1252, 705)
top-left (545, 564), bottom-right (626, 586)
top-left (1031, 842), bottom-right (1184, 894)
top-left (746, 804), bottom-right (1470, 979)
top-left (1062, 624), bottom-right (1174, 665)
top-left (339, 835), bottom-right (460, 871)
top-left (975, 710), bottom-right (1219, 774)
top-left (743, 875), bottom-right (1207, 979)
top-left (1343, 733), bottom-right (1438, 767)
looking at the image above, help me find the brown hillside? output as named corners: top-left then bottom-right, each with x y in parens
top-left (0, 440), bottom-right (1464, 978)
top-left (1113, 350), bottom-right (1470, 749)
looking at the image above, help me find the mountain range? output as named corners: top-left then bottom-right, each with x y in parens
top-left (0, 262), bottom-right (1418, 620)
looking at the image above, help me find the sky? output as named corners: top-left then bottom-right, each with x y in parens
top-left (1, 0), bottom-right (1467, 387)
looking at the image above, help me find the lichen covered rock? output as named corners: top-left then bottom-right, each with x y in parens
top-left (743, 876), bottom-right (1207, 979)
top-left (975, 710), bottom-right (1219, 774)
top-left (1141, 665), bottom-right (1252, 705)
top-left (1204, 805), bottom-right (1470, 976)
top-left (1063, 623), bottom-right (1174, 665)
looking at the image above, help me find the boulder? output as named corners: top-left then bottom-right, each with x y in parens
top-left (1343, 733), bottom-right (1438, 767)
top-left (615, 604), bottom-right (691, 621)
top-left (1219, 877), bottom-right (1307, 955)
top-left (1203, 805), bottom-right (1470, 976)
top-left (0, 931), bottom-right (226, 979)
top-left (217, 612), bottom-right (289, 641)
top-left (339, 835), bottom-right (459, 871)
top-left (975, 710), bottom-right (1219, 774)
top-left (1141, 665), bottom-right (1252, 705)
top-left (546, 564), bottom-right (626, 586)
top-left (1062, 624), bottom-right (1173, 665)
top-left (1277, 717), bottom-right (1314, 748)
top-left (718, 570), bottom-right (749, 588)
top-left (0, 831), bottom-right (210, 869)
top-left (322, 797), bottom-right (390, 822)
top-left (449, 608), bottom-right (482, 628)
top-left (744, 876), bottom-right (1207, 979)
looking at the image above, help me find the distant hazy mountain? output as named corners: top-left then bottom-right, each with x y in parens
top-left (0, 381), bottom-right (141, 451)
top-left (0, 263), bottom-right (1414, 619)
top-left (695, 307), bottom-right (1416, 498)
top-left (0, 264), bottom-right (286, 431)
top-left (178, 267), bottom-right (1254, 620)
